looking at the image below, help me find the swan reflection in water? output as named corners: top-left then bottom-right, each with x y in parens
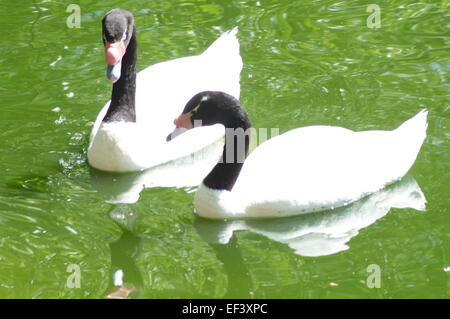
top-left (90, 134), bottom-right (224, 204)
top-left (102, 172), bottom-right (425, 297)
top-left (193, 175), bottom-right (426, 257)
top-left (99, 151), bottom-right (426, 258)
top-left (101, 170), bottom-right (425, 297)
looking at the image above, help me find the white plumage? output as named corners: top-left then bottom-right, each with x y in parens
top-left (195, 110), bottom-right (428, 219)
top-left (88, 28), bottom-right (241, 172)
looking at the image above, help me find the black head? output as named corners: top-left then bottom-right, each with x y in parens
top-left (102, 9), bottom-right (136, 82)
top-left (185, 91), bottom-right (249, 127)
top-left (167, 91), bottom-right (251, 141)
top-left (169, 92), bottom-right (251, 191)
top-left (102, 9), bottom-right (134, 46)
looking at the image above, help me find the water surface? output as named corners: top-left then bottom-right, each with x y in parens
top-left (0, 0), bottom-right (448, 298)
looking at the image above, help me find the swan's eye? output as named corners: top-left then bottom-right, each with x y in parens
top-left (122, 31), bottom-right (127, 41)
top-left (190, 95), bottom-right (208, 115)
top-left (190, 103), bottom-right (201, 115)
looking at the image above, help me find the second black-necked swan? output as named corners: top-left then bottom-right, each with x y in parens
top-left (87, 9), bottom-right (242, 172)
top-left (169, 91), bottom-right (428, 219)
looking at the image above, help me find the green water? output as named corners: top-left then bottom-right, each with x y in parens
top-left (0, 0), bottom-right (448, 299)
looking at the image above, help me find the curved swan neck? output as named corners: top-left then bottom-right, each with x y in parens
top-left (203, 116), bottom-right (251, 191)
top-left (103, 25), bottom-right (137, 123)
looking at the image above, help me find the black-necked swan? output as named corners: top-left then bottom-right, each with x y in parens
top-left (168, 91), bottom-right (428, 219)
top-left (87, 9), bottom-right (241, 172)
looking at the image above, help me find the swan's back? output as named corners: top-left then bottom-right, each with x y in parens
top-left (134, 28), bottom-right (241, 141)
top-left (233, 110), bottom-right (428, 217)
top-left (91, 28), bottom-right (242, 144)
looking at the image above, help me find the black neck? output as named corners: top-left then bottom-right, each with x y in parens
top-left (103, 26), bottom-right (137, 123)
top-left (203, 122), bottom-right (251, 191)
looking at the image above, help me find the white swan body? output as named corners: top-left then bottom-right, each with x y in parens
top-left (195, 110), bottom-right (428, 219)
top-left (88, 28), bottom-right (241, 172)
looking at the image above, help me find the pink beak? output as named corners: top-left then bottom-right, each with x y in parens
top-left (105, 41), bottom-right (126, 82)
top-left (105, 41), bottom-right (126, 66)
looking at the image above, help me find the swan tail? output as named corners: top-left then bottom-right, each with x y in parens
top-left (392, 109), bottom-right (428, 176)
top-left (201, 27), bottom-right (242, 99)
top-left (395, 109), bottom-right (428, 144)
top-left (203, 27), bottom-right (240, 56)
